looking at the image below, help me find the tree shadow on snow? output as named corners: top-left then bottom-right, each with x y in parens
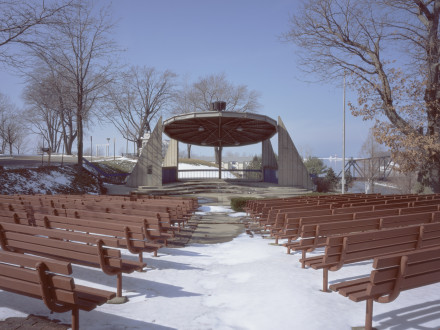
top-left (145, 258), bottom-right (203, 271)
top-left (69, 265), bottom-right (201, 299)
top-left (138, 280), bottom-right (202, 299)
top-left (158, 247), bottom-right (206, 257)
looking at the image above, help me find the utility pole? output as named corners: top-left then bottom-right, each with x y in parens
top-left (106, 138), bottom-right (110, 157)
top-left (342, 74), bottom-right (346, 194)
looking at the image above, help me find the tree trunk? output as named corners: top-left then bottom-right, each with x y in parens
top-left (77, 112), bottom-right (83, 165)
top-left (426, 155), bottom-right (440, 193)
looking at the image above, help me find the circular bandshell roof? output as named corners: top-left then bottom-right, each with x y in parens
top-left (163, 111), bottom-right (277, 147)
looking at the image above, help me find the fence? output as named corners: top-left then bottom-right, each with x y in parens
top-left (178, 169), bottom-right (262, 181)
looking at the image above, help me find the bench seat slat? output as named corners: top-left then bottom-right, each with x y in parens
top-left (74, 286), bottom-right (114, 311)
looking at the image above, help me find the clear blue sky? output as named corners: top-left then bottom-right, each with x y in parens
top-left (0, 0), bottom-right (371, 158)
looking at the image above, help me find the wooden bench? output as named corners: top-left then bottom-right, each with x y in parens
top-left (282, 209), bottom-right (402, 250)
top-left (329, 246), bottom-right (440, 330)
top-left (31, 212), bottom-right (163, 259)
top-left (302, 222), bottom-right (440, 292)
top-left (273, 202), bottom-right (440, 244)
top-left (290, 211), bottom-right (440, 265)
top-left (15, 198), bottom-right (178, 237)
top-left (0, 205), bottom-right (165, 256)
top-left (272, 207), bottom-right (401, 244)
top-left (45, 200), bottom-right (180, 234)
top-left (58, 195), bottom-right (194, 224)
top-left (0, 222), bottom-right (146, 299)
top-left (283, 206), bottom-right (440, 253)
top-left (1, 206), bottom-right (164, 258)
top-left (254, 194), bottom-right (429, 222)
top-left (0, 250), bottom-right (115, 330)
top-left (63, 208), bottom-right (174, 246)
top-left (11, 195), bottom-right (191, 230)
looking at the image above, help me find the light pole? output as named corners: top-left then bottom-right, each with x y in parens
top-left (342, 74), bottom-right (346, 194)
top-left (113, 137), bottom-right (116, 160)
top-left (106, 138), bottom-right (110, 157)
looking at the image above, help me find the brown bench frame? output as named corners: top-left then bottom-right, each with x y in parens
top-left (329, 246), bottom-right (440, 330)
top-left (0, 250), bottom-right (115, 330)
top-left (301, 222), bottom-right (440, 292)
top-left (0, 222), bottom-right (145, 298)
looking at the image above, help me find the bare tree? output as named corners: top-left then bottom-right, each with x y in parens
top-left (285, 0), bottom-right (440, 193)
top-left (13, 129), bottom-right (29, 154)
top-left (29, 0), bottom-right (120, 164)
top-left (173, 73), bottom-right (261, 159)
top-left (359, 129), bottom-right (388, 193)
top-left (1, 113), bottom-right (25, 155)
top-left (175, 73), bottom-right (261, 114)
top-left (0, 93), bottom-right (8, 153)
top-left (105, 66), bottom-right (177, 152)
top-left (24, 64), bottom-right (77, 154)
top-left (23, 69), bottom-right (63, 152)
top-left (0, 93), bottom-right (27, 154)
top-left (0, 0), bottom-right (73, 65)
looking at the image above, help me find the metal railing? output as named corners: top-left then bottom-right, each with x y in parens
top-left (178, 169), bottom-right (262, 181)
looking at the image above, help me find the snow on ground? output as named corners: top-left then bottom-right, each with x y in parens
top-left (178, 163), bottom-right (236, 179)
top-left (196, 205), bottom-right (234, 214)
top-left (1, 170), bottom-right (69, 194)
top-left (1, 208), bottom-right (439, 329)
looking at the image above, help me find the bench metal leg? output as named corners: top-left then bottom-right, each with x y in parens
top-left (117, 273), bottom-right (123, 297)
top-left (71, 308), bottom-right (79, 330)
top-left (365, 299), bottom-right (373, 330)
top-left (322, 268), bottom-right (329, 292)
top-left (301, 251), bottom-right (306, 268)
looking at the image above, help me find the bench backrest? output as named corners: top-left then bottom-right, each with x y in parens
top-left (0, 250), bottom-right (78, 307)
top-left (0, 222), bottom-right (124, 270)
top-left (323, 222), bottom-right (440, 269)
top-left (302, 211), bottom-right (440, 241)
top-left (366, 246), bottom-right (440, 303)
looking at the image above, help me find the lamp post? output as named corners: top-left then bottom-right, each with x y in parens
top-left (342, 74), bottom-right (346, 194)
top-left (106, 138), bottom-right (110, 157)
top-left (113, 137), bottom-right (116, 160)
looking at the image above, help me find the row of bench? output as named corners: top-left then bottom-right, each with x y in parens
top-left (245, 193), bottom-right (440, 330)
top-left (0, 193), bottom-right (198, 329)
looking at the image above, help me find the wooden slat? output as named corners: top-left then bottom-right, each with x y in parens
top-left (0, 250), bottom-right (71, 274)
top-left (0, 276), bottom-right (76, 304)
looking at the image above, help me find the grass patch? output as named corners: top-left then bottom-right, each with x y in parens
top-left (230, 197), bottom-right (257, 212)
top-left (92, 160), bottom-right (135, 174)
